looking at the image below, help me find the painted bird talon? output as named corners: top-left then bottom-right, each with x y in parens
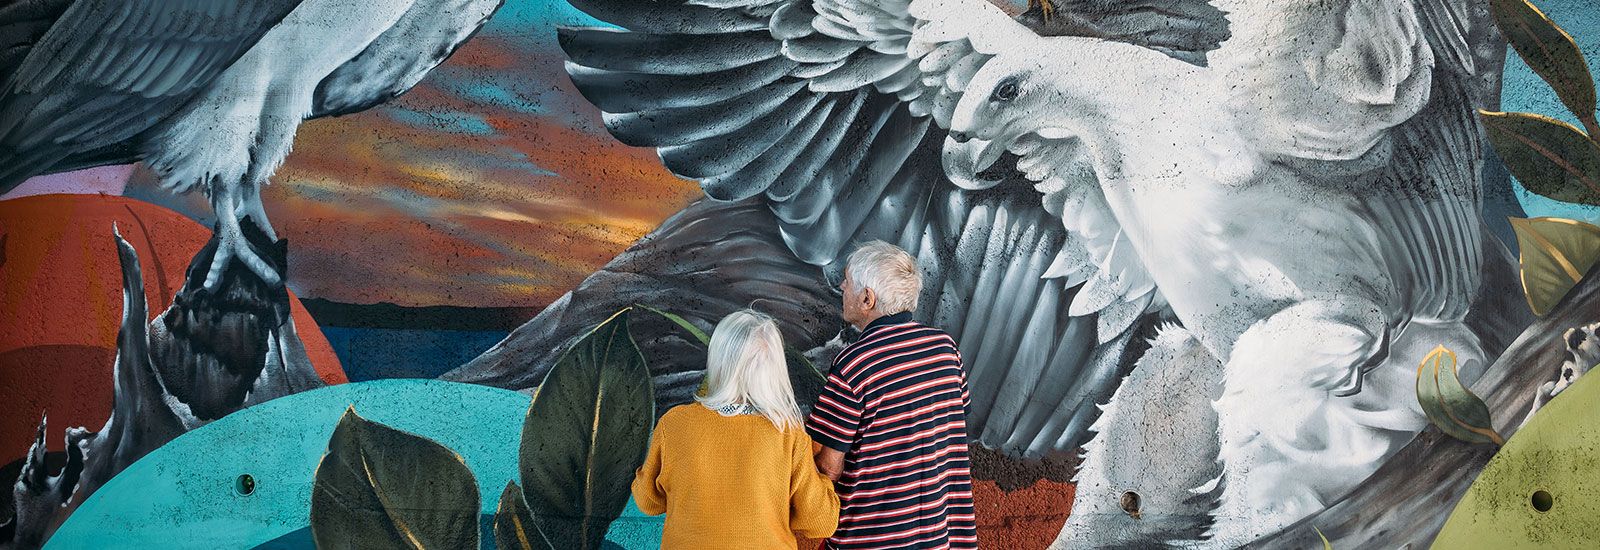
top-left (203, 215), bottom-right (282, 291)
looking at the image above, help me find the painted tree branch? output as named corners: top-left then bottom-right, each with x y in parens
top-left (1251, 264), bottom-right (1600, 548)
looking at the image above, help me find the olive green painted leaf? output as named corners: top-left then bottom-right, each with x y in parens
top-left (634, 304), bottom-right (711, 347)
top-left (1481, 111), bottom-right (1600, 206)
top-left (520, 309), bottom-right (654, 550)
top-left (1315, 526), bottom-right (1333, 550)
top-left (1416, 347), bottom-right (1504, 446)
top-left (310, 407), bottom-right (481, 550)
top-left (495, 481), bottom-right (553, 550)
top-left (1510, 217), bottom-right (1600, 316)
top-left (1489, 0), bottom-right (1598, 127)
top-left (1435, 350), bottom-right (1600, 546)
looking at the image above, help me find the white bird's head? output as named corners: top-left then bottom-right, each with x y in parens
top-left (943, 39), bottom-right (1218, 194)
top-left (944, 50), bottom-right (1097, 193)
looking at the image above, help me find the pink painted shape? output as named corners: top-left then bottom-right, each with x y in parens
top-left (1, 164), bottom-right (135, 200)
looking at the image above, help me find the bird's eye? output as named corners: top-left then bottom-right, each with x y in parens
top-left (991, 78), bottom-right (1021, 102)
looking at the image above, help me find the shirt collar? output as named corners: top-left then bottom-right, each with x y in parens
top-left (863, 311), bottom-right (913, 333)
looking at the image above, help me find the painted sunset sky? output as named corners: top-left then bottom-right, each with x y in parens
top-left (7, 0), bottom-right (1599, 310)
top-left (110, 0), bottom-right (702, 309)
top-left (237, 0), bottom-right (698, 308)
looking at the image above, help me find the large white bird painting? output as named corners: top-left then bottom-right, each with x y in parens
top-left (0, 0), bottom-right (502, 289)
top-left (544, 0), bottom-right (1530, 546)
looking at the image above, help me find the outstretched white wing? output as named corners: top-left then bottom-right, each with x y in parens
top-left (560, 0), bottom-right (1228, 455)
top-left (1214, 0), bottom-right (1435, 162)
top-left (1211, 0), bottom-right (1492, 324)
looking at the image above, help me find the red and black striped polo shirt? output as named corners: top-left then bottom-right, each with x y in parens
top-left (805, 311), bottom-right (977, 549)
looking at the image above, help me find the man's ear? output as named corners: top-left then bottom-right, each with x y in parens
top-left (861, 287), bottom-right (876, 310)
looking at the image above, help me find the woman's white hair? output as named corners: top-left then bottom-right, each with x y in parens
top-left (697, 309), bottom-right (803, 432)
top-left (846, 241), bottom-right (922, 316)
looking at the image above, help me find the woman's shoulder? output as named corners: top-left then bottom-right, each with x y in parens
top-left (658, 402), bottom-right (716, 427)
top-left (661, 403), bottom-right (705, 420)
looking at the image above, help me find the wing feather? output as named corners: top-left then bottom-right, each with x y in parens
top-left (310, 0), bottom-right (503, 118)
top-left (0, 0), bottom-right (304, 190)
top-left (567, 56), bottom-right (799, 112)
top-left (557, 0), bottom-right (1223, 455)
top-left (1215, 0), bottom-right (1434, 161)
top-left (605, 80), bottom-right (809, 147)
top-left (704, 96), bottom-right (842, 197)
top-left (558, 28), bottom-right (781, 75)
top-left (662, 92), bottom-right (825, 184)
top-left (782, 32), bottom-right (861, 63)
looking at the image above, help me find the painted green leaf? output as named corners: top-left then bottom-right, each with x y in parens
top-left (1510, 217), bottom-right (1600, 316)
top-left (635, 304), bottom-right (710, 346)
top-left (1415, 346), bottom-right (1504, 446)
top-left (1434, 349), bottom-right (1600, 546)
top-left (310, 407), bottom-right (481, 550)
top-left (495, 481), bottom-right (552, 550)
top-left (1315, 526), bottom-right (1333, 550)
top-left (519, 309), bottom-right (655, 550)
top-left (1489, 0), bottom-right (1598, 127)
top-left (786, 344), bottom-right (825, 381)
top-left (1481, 111), bottom-right (1600, 206)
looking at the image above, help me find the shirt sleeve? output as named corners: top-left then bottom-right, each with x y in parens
top-left (789, 431), bottom-right (840, 539)
top-left (805, 370), bottom-right (865, 453)
top-left (630, 427), bottom-right (667, 516)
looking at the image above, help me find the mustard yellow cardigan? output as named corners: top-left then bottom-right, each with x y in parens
top-left (631, 403), bottom-right (839, 549)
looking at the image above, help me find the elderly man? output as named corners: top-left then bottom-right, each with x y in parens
top-left (806, 241), bottom-right (978, 549)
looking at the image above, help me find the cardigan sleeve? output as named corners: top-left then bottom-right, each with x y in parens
top-left (789, 430), bottom-right (840, 539)
top-left (631, 429), bottom-right (668, 516)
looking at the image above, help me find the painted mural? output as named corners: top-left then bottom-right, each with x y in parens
top-left (2, 0), bottom-right (1599, 548)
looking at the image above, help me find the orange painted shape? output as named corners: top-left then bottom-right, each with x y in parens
top-left (0, 193), bottom-right (345, 463)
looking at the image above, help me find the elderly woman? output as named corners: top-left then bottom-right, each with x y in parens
top-left (630, 309), bottom-right (839, 549)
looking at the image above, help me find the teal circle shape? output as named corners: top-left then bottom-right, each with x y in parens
top-left (44, 378), bottom-right (664, 549)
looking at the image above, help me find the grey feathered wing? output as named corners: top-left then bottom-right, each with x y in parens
top-left (555, 0), bottom-right (1227, 456)
top-left (0, 0), bottom-right (304, 190)
top-left (0, 0), bottom-right (504, 191)
top-left (311, 0), bottom-right (504, 118)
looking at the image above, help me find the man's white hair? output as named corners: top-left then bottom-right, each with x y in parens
top-left (845, 241), bottom-right (923, 316)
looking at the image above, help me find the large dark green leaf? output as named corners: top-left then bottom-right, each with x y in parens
top-left (1481, 111), bottom-right (1600, 206)
top-left (1490, 0), bottom-right (1598, 129)
top-left (310, 407), bottom-right (481, 549)
top-left (519, 310), bottom-right (654, 550)
top-left (494, 481), bottom-right (551, 550)
top-left (1510, 217), bottom-right (1600, 315)
top-left (1415, 346), bottom-right (1503, 446)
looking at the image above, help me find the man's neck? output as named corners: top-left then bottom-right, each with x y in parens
top-left (858, 311), bottom-right (912, 332)
top-left (852, 314), bottom-right (883, 332)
